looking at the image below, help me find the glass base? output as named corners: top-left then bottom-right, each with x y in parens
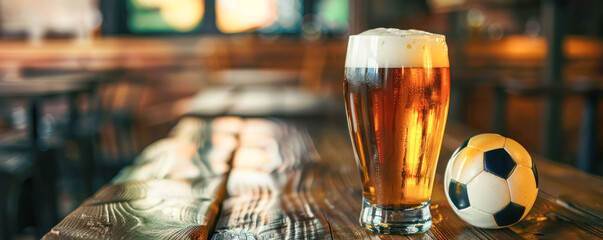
top-left (359, 198), bottom-right (432, 235)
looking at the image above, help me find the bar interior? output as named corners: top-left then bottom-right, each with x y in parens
top-left (0, 0), bottom-right (601, 239)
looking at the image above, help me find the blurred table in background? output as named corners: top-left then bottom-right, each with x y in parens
top-left (187, 86), bottom-right (332, 118)
top-left (208, 69), bottom-right (300, 86)
top-left (0, 38), bottom-right (190, 74)
top-left (0, 35), bottom-right (599, 74)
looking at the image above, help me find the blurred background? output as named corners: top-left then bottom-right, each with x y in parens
top-left (0, 0), bottom-right (601, 238)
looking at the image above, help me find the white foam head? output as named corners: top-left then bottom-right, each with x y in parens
top-left (345, 28), bottom-right (449, 68)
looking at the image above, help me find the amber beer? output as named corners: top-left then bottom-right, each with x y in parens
top-left (344, 67), bottom-right (450, 205)
top-left (344, 29), bottom-right (450, 234)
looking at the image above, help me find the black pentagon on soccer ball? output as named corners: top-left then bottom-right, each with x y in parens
top-left (448, 179), bottom-right (470, 210)
top-left (532, 160), bottom-right (539, 188)
top-left (484, 148), bottom-right (516, 179)
top-left (494, 202), bottom-right (525, 227)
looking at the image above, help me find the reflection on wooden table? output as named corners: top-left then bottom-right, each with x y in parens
top-left (44, 116), bottom-right (603, 239)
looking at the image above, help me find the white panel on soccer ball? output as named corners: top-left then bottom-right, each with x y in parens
top-left (521, 195), bottom-right (537, 219)
top-left (504, 138), bottom-right (532, 168)
top-left (467, 171), bottom-right (510, 214)
top-left (450, 147), bottom-right (484, 184)
top-left (507, 165), bottom-right (538, 217)
top-left (467, 133), bottom-right (505, 152)
top-left (458, 207), bottom-right (498, 229)
top-left (444, 159), bottom-right (454, 197)
top-left (444, 149), bottom-right (454, 182)
top-left (451, 144), bottom-right (463, 159)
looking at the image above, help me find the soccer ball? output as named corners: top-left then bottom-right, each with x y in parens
top-left (444, 133), bottom-right (539, 229)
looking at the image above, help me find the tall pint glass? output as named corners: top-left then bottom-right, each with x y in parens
top-left (343, 28), bottom-right (450, 234)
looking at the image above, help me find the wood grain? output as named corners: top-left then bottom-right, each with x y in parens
top-left (43, 117), bottom-right (241, 239)
top-left (44, 199), bottom-right (219, 239)
top-left (212, 119), bottom-right (337, 239)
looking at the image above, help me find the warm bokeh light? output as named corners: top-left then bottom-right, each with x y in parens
top-left (216, 0), bottom-right (278, 33)
top-left (160, 0), bottom-right (204, 31)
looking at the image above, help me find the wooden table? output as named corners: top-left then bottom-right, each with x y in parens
top-left (208, 69), bottom-right (300, 86)
top-left (43, 117), bottom-right (602, 239)
top-left (187, 86), bottom-right (331, 118)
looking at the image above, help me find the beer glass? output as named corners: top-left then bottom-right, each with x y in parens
top-left (343, 28), bottom-right (450, 234)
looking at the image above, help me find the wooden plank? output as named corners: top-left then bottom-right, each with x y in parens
top-left (44, 198), bottom-right (220, 239)
top-left (212, 119), bottom-right (340, 239)
top-left (42, 117), bottom-right (243, 239)
top-left (83, 177), bottom-right (226, 206)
